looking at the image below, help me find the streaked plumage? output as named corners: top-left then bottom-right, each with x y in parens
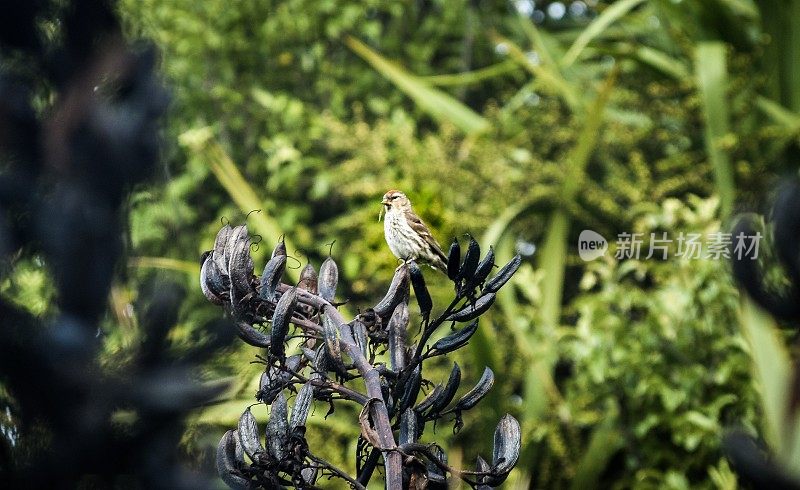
top-left (381, 190), bottom-right (447, 271)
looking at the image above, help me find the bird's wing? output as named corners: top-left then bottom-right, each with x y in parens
top-left (405, 210), bottom-right (448, 266)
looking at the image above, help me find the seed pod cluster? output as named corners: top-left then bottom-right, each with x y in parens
top-left (202, 223), bottom-right (523, 489)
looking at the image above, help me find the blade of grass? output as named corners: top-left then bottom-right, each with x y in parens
top-left (756, 95), bottom-right (800, 130)
top-left (695, 42), bottom-right (735, 218)
top-left (492, 32), bottom-right (581, 111)
top-left (740, 299), bottom-right (789, 454)
top-left (128, 256), bottom-right (200, 275)
top-left (569, 418), bottom-right (624, 490)
top-left (562, 0), bottom-right (647, 67)
top-left (344, 36), bottom-right (490, 135)
top-left (420, 59), bottom-right (519, 86)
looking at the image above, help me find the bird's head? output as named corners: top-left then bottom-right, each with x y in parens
top-left (381, 189), bottom-right (411, 211)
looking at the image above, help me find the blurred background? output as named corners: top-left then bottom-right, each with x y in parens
top-left (3, 0), bottom-right (800, 488)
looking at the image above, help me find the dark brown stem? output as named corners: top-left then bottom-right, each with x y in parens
top-left (273, 282), bottom-right (402, 488)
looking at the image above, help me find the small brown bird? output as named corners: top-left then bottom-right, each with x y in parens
top-left (381, 189), bottom-right (448, 271)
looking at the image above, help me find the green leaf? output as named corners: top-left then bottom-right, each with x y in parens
top-left (562, 0), bottom-right (647, 67)
top-left (344, 36), bottom-right (490, 135)
top-left (695, 42), bottom-right (735, 218)
top-left (740, 299), bottom-right (789, 453)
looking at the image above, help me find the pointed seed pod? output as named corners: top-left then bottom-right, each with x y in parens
top-left (373, 264), bottom-right (410, 318)
top-left (483, 254), bottom-right (522, 294)
top-left (397, 365), bottom-right (422, 414)
top-left (409, 261), bottom-right (432, 322)
top-left (212, 224), bottom-right (233, 275)
top-left (446, 293), bottom-right (495, 322)
top-left (224, 225), bottom-right (250, 272)
top-left (322, 312), bottom-right (346, 371)
top-left (200, 252), bottom-right (225, 305)
top-left (298, 263), bottom-right (318, 294)
top-left (318, 256), bottom-right (339, 303)
top-left (426, 362), bottom-right (462, 416)
top-left (259, 254), bottom-right (287, 301)
top-left (229, 238), bottom-right (255, 318)
top-left (399, 408), bottom-right (420, 445)
top-left (235, 321), bottom-right (271, 348)
top-left (489, 414), bottom-right (521, 485)
top-left (271, 236), bottom-right (286, 259)
top-left (270, 287), bottom-right (298, 359)
top-left (456, 236), bottom-right (481, 286)
top-left (290, 382), bottom-right (314, 429)
top-left (454, 367), bottom-right (494, 411)
top-left (238, 407), bottom-right (264, 461)
top-left (266, 392), bottom-right (289, 460)
top-left (430, 320), bottom-right (478, 355)
top-left (463, 246), bottom-right (495, 294)
top-left (414, 384), bottom-right (443, 414)
top-left (447, 238), bottom-right (461, 281)
top-left (216, 430), bottom-right (250, 489)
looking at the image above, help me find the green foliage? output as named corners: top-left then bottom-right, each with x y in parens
top-left (107, 0), bottom-right (800, 487)
top-left (558, 198), bottom-right (756, 488)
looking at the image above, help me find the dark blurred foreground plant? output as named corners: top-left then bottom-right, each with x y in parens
top-left (200, 225), bottom-right (522, 488)
top-left (0, 1), bottom-right (240, 488)
top-left (726, 176), bottom-right (800, 488)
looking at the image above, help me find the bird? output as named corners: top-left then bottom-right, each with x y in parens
top-left (380, 189), bottom-right (448, 271)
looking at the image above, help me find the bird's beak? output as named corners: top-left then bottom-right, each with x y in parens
top-left (381, 197), bottom-right (390, 205)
